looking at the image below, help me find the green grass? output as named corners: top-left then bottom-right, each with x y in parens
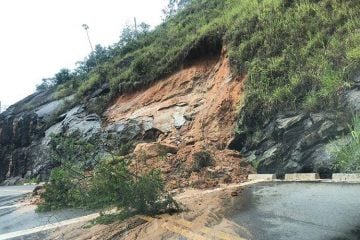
top-left (226, 0), bottom-right (359, 127)
top-left (51, 0), bottom-right (360, 126)
top-left (334, 115), bottom-right (360, 173)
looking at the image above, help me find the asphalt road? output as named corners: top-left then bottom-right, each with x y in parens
top-left (223, 182), bottom-right (360, 240)
top-left (1, 182), bottom-right (360, 240)
top-left (0, 185), bottom-right (35, 207)
top-left (0, 185), bottom-right (92, 240)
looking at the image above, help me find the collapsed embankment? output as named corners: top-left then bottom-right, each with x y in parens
top-left (106, 51), bottom-right (253, 189)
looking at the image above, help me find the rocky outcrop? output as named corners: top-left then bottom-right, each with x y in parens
top-left (0, 97), bottom-right (45, 183)
top-left (229, 84), bottom-right (360, 178)
top-left (230, 112), bottom-right (347, 178)
top-left (0, 52), bottom-right (252, 187)
top-left (0, 90), bottom-right (104, 183)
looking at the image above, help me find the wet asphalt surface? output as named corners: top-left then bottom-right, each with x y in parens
top-left (0, 185), bottom-right (91, 239)
top-left (1, 182), bottom-right (360, 240)
top-left (224, 182), bottom-right (360, 240)
top-left (0, 185), bottom-right (35, 207)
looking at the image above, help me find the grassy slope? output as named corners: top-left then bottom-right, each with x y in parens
top-left (59, 0), bottom-right (360, 128)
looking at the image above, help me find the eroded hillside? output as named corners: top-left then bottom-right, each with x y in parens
top-left (106, 51), bottom-right (252, 189)
top-left (2, 0), bottom-right (360, 184)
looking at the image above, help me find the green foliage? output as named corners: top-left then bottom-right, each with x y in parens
top-left (23, 177), bottom-right (39, 185)
top-left (48, 133), bottom-right (99, 169)
top-left (226, 0), bottom-right (359, 126)
top-left (37, 167), bottom-right (84, 212)
top-left (38, 135), bottom-right (178, 217)
top-left (118, 141), bottom-right (135, 156)
top-left (36, 68), bottom-right (74, 92)
top-left (334, 115), bottom-right (360, 173)
top-left (36, 78), bottom-right (54, 91)
top-left (48, 0), bottom-right (227, 104)
top-left (91, 160), bottom-right (177, 214)
top-left (162, 0), bottom-right (190, 20)
top-left (54, 69), bottom-right (72, 85)
top-left (36, 0), bottom-right (360, 127)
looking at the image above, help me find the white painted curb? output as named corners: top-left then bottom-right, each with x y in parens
top-left (284, 173), bottom-right (320, 181)
top-left (332, 173), bottom-right (360, 182)
top-left (248, 174), bottom-right (276, 181)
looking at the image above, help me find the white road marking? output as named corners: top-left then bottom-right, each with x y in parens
top-left (0, 180), bottom-right (264, 240)
top-left (0, 213), bottom-right (100, 240)
top-left (0, 203), bottom-right (29, 210)
top-left (0, 189), bottom-right (33, 193)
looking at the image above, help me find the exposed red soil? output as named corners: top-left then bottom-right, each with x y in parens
top-left (106, 50), bottom-right (253, 189)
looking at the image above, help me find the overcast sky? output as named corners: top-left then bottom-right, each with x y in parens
top-left (0, 0), bottom-right (166, 107)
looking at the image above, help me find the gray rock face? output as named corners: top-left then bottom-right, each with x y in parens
top-left (344, 89), bottom-right (360, 113)
top-left (0, 89), bottom-right (159, 184)
top-left (35, 95), bottom-right (74, 121)
top-left (106, 119), bottom-right (142, 141)
top-left (229, 85), bottom-right (360, 178)
top-left (0, 90), bottom-right (103, 183)
top-left (230, 111), bottom-right (347, 178)
top-left (0, 176), bottom-right (24, 186)
top-left (0, 110), bottom-right (41, 182)
top-left (43, 106), bottom-right (101, 144)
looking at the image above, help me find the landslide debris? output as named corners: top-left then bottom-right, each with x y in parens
top-left (106, 52), bottom-right (253, 189)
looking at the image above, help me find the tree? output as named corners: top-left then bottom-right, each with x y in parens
top-left (36, 78), bottom-right (55, 91)
top-left (38, 134), bottom-right (179, 215)
top-left (162, 0), bottom-right (190, 20)
top-left (54, 68), bottom-right (72, 85)
top-left (138, 22), bottom-right (150, 35)
top-left (118, 24), bottom-right (137, 47)
top-left (117, 21), bottom-right (151, 48)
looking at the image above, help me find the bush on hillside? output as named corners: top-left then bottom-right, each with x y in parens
top-left (37, 134), bottom-right (178, 217)
top-left (334, 115), bottom-right (360, 173)
top-left (192, 151), bottom-right (214, 172)
top-left (45, 0), bottom-right (360, 123)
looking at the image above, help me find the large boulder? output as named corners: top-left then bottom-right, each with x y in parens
top-left (134, 142), bottom-right (179, 159)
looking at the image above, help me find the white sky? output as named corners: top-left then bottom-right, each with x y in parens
top-left (0, 0), bottom-right (167, 107)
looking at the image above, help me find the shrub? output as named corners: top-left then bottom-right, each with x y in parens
top-left (334, 115), bottom-right (360, 173)
top-left (37, 135), bottom-right (178, 217)
top-left (192, 151), bottom-right (214, 172)
top-left (37, 167), bottom-right (84, 211)
top-left (91, 161), bottom-right (178, 215)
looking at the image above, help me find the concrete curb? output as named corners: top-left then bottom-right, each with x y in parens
top-left (248, 174), bottom-right (276, 181)
top-left (284, 173), bottom-right (320, 181)
top-left (247, 173), bottom-right (360, 183)
top-left (332, 173), bottom-right (360, 182)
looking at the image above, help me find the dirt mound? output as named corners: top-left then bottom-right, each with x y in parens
top-left (106, 51), bottom-right (253, 189)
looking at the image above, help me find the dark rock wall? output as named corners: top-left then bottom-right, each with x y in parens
top-left (229, 87), bottom-right (360, 178)
top-left (230, 112), bottom-right (347, 178)
top-left (0, 88), bottom-right (149, 184)
top-left (0, 112), bottom-right (41, 182)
